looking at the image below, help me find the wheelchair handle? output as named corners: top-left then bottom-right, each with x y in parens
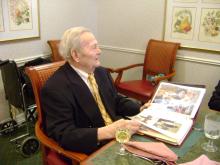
top-left (0, 59), bottom-right (9, 67)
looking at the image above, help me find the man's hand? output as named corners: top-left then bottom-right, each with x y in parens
top-left (140, 100), bottom-right (151, 111)
top-left (97, 119), bottom-right (141, 140)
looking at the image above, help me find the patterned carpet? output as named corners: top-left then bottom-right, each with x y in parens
top-left (0, 124), bottom-right (42, 165)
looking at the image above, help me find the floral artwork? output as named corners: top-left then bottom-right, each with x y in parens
top-left (0, 0), bottom-right (4, 32)
top-left (8, 0), bottom-right (33, 31)
top-left (202, 9), bottom-right (220, 36)
top-left (171, 7), bottom-right (196, 40)
top-left (199, 8), bottom-right (220, 43)
top-left (0, 0), bottom-right (39, 42)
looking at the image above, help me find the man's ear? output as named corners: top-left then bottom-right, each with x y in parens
top-left (71, 50), bottom-right (80, 62)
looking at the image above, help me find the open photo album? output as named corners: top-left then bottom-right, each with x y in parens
top-left (131, 82), bottom-right (206, 145)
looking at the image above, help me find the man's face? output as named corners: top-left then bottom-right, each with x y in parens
top-left (76, 32), bottom-right (101, 73)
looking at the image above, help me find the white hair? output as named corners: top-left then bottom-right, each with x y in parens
top-left (59, 26), bottom-right (91, 60)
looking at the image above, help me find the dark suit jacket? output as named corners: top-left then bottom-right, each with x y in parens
top-left (41, 62), bottom-right (140, 154)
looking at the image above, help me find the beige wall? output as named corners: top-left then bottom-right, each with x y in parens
top-left (96, 0), bottom-right (165, 49)
top-left (0, 0), bottom-right (219, 122)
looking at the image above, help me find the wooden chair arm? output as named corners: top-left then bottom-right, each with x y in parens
top-left (111, 63), bottom-right (144, 73)
top-left (154, 70), bottom-right (176, 84)
top-left (35, 121), bottom-right (88, 162)
top-left (104, 67), bottom-right (116, 74)
top-left (108, 63), bottom-right (144, 84)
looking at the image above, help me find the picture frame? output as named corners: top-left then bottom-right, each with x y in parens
top-left (0, 1), bottom-right (4, 32)
top-left (164, 0), bottom-right (220, 52)
top-left (0, 0), bottom-right (40, 42)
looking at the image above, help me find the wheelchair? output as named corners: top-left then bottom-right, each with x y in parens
top-left (0, 59), bottom-right (40, 157)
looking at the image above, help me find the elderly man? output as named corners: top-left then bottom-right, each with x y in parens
top-left (41, 27), bottom-right (141, 156)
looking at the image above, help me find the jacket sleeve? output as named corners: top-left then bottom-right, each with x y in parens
top-left (105, 68), bottom-right (141, 116)
top-left (41, 87), bottom-right (101, 154)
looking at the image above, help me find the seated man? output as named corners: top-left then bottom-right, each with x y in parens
top-left (41, 27), bottom-right (142, 155)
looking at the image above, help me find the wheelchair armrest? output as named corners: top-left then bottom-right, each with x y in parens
top-left (0, 59), bottom-right (9, 67)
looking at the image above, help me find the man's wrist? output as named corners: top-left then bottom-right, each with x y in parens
top-left (97, 126), bottom-right (114, 140)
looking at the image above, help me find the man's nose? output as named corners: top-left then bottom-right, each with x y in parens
top-left (97, 47), bottom-right (101, 54)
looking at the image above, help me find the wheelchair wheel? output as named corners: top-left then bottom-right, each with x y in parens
top-left (20, 136), bottom-right (40, 157)
top-left (0, 120), bottom-right (17, 135)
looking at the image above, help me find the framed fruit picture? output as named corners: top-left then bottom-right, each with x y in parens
top-left (164, 0), bottom-right (220, 52)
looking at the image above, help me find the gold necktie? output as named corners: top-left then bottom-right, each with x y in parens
top-left (88, 74), bottom-right (113, 125)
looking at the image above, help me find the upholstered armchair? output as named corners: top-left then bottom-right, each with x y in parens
top-left (111, 39), bottom-right (180, 102)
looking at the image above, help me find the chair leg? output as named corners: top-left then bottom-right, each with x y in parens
top-left (41, 146), bottom-right (48, 165)
top-left (71, 160), bottom-right (80, 165)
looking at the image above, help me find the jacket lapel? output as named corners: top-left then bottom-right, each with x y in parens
top-left (63, 63), bottom-right (105, 126)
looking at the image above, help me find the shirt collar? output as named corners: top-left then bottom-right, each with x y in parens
top-left (70, 64), bottom-right (89, 80)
